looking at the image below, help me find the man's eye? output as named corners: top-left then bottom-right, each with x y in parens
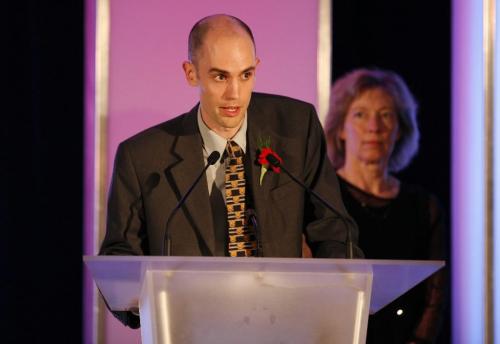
top-left (242, 72), bottom-right (253, 80)
top-left (353, 111), bottom-right (364, 118)
top-left (214, 74), bottom-right (226, 81)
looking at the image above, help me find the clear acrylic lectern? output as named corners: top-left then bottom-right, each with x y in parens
top-left (83, 256), bottom-right (444, 344)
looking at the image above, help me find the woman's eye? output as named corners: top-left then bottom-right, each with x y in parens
top-left (381, 111), bottom-right (396, 118)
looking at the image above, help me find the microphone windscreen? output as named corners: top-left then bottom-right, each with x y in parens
top-left (207, 151), bottom-right (221, 165)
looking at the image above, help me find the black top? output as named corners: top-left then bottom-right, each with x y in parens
top-left (338, 176), bottom-right (447, 344)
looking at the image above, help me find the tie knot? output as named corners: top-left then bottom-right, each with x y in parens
top-left (226, 140), bottom-right (243, 158)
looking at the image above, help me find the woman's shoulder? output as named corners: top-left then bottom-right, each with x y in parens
top-left (399, 182), bottom-right (446, 220)
top-left (399, 182), bottom-right (441, 204)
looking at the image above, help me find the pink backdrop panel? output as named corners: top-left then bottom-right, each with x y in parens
top-left (98, 1), bottom-right (320, 342)
top-left (107, 0), bottom-right (319, 165)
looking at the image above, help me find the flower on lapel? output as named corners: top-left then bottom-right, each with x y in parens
top-left (258, 148), bottom-right (282, 173)
top-left (257, 137), bottom-right (282, 185)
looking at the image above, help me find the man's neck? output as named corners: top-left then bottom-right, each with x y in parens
top-left (215, 126), bottom-right (242, 140)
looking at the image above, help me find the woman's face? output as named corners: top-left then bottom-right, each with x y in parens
top-left (340, 88), bottom-right (400, 167)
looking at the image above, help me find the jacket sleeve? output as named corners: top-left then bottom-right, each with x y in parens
top-left (301, 106), bottom-right (364, 258)
top-left (99, 142), bottom-right (146, 329)
top-left (100, 142), bottom-right (147, 256)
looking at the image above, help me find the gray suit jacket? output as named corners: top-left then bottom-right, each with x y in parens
top-left (101, 93), bottom-right (361, 258)
top-left (100, 93), bottom-right (362, 328)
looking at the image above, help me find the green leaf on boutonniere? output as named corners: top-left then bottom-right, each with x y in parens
top-left (259, 165), bottom-right (268, 185)
top-left (257, 136), bottom-right (272, 186)
top-left (257, 136), bottom-right (271, 149)
top-left (257, 136), bottom-right (282, 186)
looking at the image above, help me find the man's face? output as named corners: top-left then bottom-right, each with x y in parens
top-left (183, 29), bottom-right (259, 139)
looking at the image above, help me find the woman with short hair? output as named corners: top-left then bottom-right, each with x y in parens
top-left (325, 68), bottom-right (447, 344)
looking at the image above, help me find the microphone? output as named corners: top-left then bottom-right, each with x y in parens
top-left (266, 154), bottom-right (354, 259)
top-left (246, 208), bottom-right (262, 257)
top-left (162, 150), bottom-right (221, 256)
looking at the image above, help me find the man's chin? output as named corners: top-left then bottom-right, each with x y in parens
top-left (219, 116), bottom-right (245, 129)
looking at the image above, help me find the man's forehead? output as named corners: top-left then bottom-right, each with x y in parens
top-left (206, 65), bottom-right (256, 75)
top-left (195, 31), bottom-right (256, 68)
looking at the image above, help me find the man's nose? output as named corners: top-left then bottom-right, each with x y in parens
top-left (224, 79), bottom-right (239, 99)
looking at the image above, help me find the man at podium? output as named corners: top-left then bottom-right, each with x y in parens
top-left (100, 14), bottom-right (363, 328)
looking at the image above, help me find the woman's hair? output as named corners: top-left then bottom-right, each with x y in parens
top-left (324, 68), bottom-right (419, 172)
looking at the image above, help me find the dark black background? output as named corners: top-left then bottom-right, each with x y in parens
top-left (332, 0), bottom-right (451, 342)
top-left (4, 1), bottom-right (84, 342)
top-left (3, 1), bottom-right (450, 342)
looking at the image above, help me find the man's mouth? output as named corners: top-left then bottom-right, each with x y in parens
top-left (220, 106), bottom-right (241, 116)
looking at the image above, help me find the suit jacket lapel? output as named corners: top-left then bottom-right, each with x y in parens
top-left (169, 107), bottom-right (216, 255)
top-left (247, 98), bottom-right (293, 191)
top-left (247, 98), bottom-right (293, 255)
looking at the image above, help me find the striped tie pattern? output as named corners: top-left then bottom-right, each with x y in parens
top-left (225, 140), bottom-right (257, 257)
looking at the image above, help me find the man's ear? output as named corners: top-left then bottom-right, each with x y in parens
top-left (182, 61), bottom-right (198, 86)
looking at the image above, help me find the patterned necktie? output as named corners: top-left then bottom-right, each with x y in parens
top-left (225, 140), bottom-right (257, 257)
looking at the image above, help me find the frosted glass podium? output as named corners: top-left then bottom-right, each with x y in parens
top-left (84, 256), bottom-right (444, 344)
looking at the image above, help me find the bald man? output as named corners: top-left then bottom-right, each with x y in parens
top-left (101, 14), bottom-right (362, 328)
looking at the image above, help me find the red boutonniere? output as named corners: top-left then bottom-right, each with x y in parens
top-left (257, 137), bottom-right (282, 185)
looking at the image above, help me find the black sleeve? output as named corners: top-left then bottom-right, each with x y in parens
top-left (412, 194), bottom-right (448, 342)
